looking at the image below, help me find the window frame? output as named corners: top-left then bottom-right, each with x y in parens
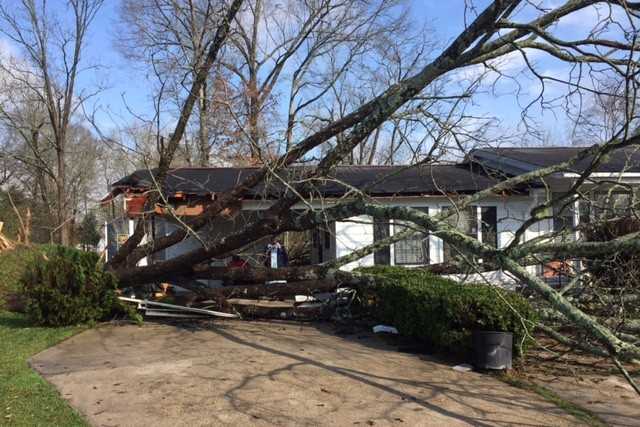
top-left (552, 196), bottom-right (578, 234)
top-left (441, 205), bottom-right (498, 263)
top-left (373, 217), bottom-right (391, 265)
top-left (392, 207), bottom-right (429, 266)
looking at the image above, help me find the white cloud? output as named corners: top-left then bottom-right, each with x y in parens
top-left (449, 48), bottom-right (544, 86)
top-left (0, 37), bottom-right (17, 59)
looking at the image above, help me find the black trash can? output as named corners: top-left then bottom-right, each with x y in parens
top-left (472, 331), bottom-right (513, 370)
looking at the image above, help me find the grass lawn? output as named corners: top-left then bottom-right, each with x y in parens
top-left (0, 310), bottom-right (88, 426)
top-left (0, 246), bottom-right (88, 426)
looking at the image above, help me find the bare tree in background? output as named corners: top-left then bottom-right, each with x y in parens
top-left (0, 0), bottom-right (104, 245)
top-left (117, 0), bottom-right (240, 166)
top-left (227, 0), bottom-right (413, 160)
top-left (117, 0), bottom-right (414, 165)
top-left (572, 77), bottom-right (640, 145)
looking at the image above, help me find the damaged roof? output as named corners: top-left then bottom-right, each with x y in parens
top-left (108, 146), bottom-right (640, 201)
top-left (469, 145), bottom-right (640, 175)
top-left (109, 163), bottom-right (507, 199)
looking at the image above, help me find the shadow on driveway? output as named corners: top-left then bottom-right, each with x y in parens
top-left (30, 320), bottom-right (580, 426)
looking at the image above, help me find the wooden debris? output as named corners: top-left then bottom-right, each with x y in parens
top-left (118, 296), bottom-right (239, 319)
top-left (0, 222), bottom-right (15, 252)
top-left (226, 298), bottom-right (329, 320)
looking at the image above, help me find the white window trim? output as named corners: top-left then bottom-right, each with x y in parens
top-left (563, 172), bottom-right (640, 178)
top-left (390, 206), bottom-right (430, 267)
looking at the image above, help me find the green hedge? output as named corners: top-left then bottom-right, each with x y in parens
top-left (20, 246), bottom-right (137, 326)
top-left (356, 266), bottom-right (537, 357)
top-left (0, 245), bottom-right (58, 310)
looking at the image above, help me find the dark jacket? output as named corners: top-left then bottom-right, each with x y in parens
top-left (265, 243), bottom-right (288, 268)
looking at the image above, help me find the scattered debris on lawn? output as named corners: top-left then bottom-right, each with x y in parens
top-left (373, 325), bottom-right (399, 334)
top-left (227, 298), bottom-right (330, 320)
top-left (452, 364), bottom-right (474, 372)
top-left (117, 279), bottom-right (359, 323)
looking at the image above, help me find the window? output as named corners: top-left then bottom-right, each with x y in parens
top-left (312, 227), bottom-right (322, 262)
top-left (393, 207), bottom-right (429, 265)
top-left (565, 190), bottom-right (637, 227)
top-left (313, 222), bottom-right (334, 263)
top-left (552, 198), bottom-right (576, 233)
top-left (592, 191), bottom-right (634, 220)
top-left (578, 198), bottom-right (590, 226)
top-left (480, 207), bottom-right (498, 247)
top-left (442, 206), bottom-right (475, 264)
top-left (373, 217), bottom-right (390, 265)
top-left (442, 206), bottom-right (498, 263)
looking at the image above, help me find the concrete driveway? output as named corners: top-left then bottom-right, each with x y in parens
top-left (30, 321), bottom-right (579, 426)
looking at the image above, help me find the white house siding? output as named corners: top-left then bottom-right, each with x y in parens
top-left (335, 216), bottom-right (375, 271)
top-left (151, 211), bottom-right (269, 266)
top-left (443, 270), bottom-right (517, 289)
top-left (334, 195), bottom-right (552, 282)
top-left (156, 220), bottom-right (205, 262)
top-left (109, 193), bottom-right (553, 285)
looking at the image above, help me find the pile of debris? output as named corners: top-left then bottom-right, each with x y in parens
top-left (118, 281), bottom-right (356, 322)
top-left (119, 296), bottom-right (240, 319)
top-left (0, 222), bottom-right (15, 252)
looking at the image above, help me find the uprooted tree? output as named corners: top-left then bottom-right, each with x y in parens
top-left (100, 0), bottom-right (640, 391)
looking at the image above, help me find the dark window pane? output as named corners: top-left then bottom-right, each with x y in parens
top-left (481, 207), bottom-right (497, 248)
top-left (373, 218), bottom-right (390, 265)
top-left (312, 226), bottom-right (322, 263)
top-left (552, 196), bottom-right (576, 233)
top-left (578, 199), bottom-right (590, 225)
top-left (442, 206), bottom-right (475, 263)
top-left (394, 207), bottom-right (429, 265)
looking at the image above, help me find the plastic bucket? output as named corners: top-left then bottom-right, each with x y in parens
top-left (472, 331), bottom-right (513, 370)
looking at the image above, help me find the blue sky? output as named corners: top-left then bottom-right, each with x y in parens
top-left (82, 2), bottom-right (521, 133)
top-left (2, 1), bottom-right (628, 145)
top-left (80, 1), bottom-right (473, 124)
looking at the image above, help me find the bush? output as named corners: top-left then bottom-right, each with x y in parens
top-left (21, 246), bottom-right (134, 326)
top-left (356, 266), bottom-right (537, 358)
top-left (0, 245), bottom-right (58, 310)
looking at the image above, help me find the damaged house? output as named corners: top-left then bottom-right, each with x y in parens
top-left (103, 146), bottom-right (640, 285)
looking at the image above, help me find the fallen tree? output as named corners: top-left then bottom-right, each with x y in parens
top-left (99, 0), bottom-right (640, 392)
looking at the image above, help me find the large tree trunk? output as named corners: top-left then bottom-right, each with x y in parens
top-left (56, 140), bottom-right (70, 245)
top-left (246, 0), bottom-right (262, 160)
top-left (197, 81), bottom-right (210, 166)
top-left (115, 261), bottom-right (471, 289)
top-left (107, 0), bottom-right (245, 267)
top-left (247, 91), bottom-right (261, 158)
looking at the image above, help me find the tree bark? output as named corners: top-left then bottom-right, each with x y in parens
top-left (56, 142), bottom-right (70, 245)
top-left (198, 80), bottom-right (210, 166)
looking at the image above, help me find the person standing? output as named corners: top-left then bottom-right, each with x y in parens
top-left (265, 237), bottom-right (288, 269)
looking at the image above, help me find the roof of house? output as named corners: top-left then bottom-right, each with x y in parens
top-left (109, 163), bottom-right (508, 199)
top-left (107, 146), bottom-right (640, 201)
top-left (468, 145), bottom-right (640, 175)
